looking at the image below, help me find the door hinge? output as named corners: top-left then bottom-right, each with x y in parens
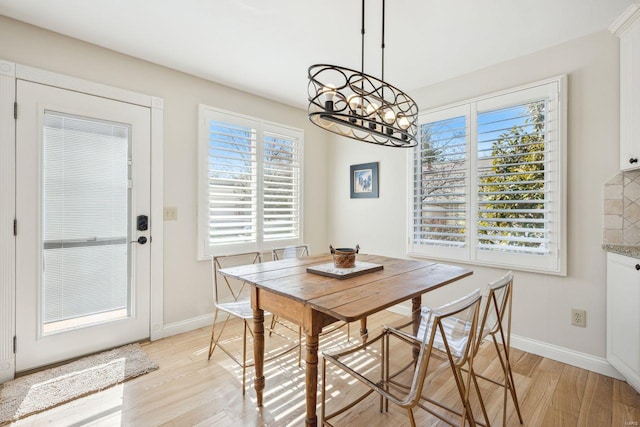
top-left (13, 336), bottom-right (16, 353)
top-left (13, 219), bottom-right (16, 236)
top-left (13, 102), bottom-right (17, 120)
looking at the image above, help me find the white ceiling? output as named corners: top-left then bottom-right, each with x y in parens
top-left (0, 0), bottom-right (634, 109)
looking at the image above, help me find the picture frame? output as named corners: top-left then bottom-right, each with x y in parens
top-left (350, 162), bottom-right (379, 198)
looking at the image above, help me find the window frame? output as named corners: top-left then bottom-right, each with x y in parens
top-left (197, 105), bottom-right (304, 260)
top-left (407, 76), bottom-right (567, 275)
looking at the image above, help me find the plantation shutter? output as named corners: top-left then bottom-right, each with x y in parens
top-left (476, 100), bottom-right (550, 255)
top-left (198, 106), bottom-right (304, 258)
top-left (412, 106), bottom-right (469, 251)
top-left (262, 125), bottom-right (302, 241)
top-left (207, 116), bottom-right (258, 247)
top-left (409, 78), bottom-right (565, 275)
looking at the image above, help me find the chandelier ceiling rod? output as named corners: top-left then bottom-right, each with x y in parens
top-left (381, 0), bottom-right (385, 82)
top-left (361, 0), bottom-right (365, 74)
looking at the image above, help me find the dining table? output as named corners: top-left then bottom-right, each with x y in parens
top-left (218, 253), bottom-right (473, 426)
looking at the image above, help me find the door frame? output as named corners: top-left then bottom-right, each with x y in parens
top-left (0, 59), bottom-right (165, 382)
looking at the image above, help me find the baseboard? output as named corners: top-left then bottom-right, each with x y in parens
top-left (161, 310), bottom-right (625, 381)
top-left (510, 334), bottom-right (624, 380)
top-left (163, 313), bottom-right (214, 338)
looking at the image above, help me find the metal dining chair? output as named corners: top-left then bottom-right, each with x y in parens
top-left (272, 244), bottom-right (310, 261)
top-left (387, 272), bottom-right (523, 426)
top-left (207, 251), bottom-right (300, 394)
top-left (471, 271), bottom-right (523, 426)
top-left (321, 288), bottom-right (482, 426)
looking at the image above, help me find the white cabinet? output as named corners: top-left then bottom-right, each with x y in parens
top-left (607, 251), bottom-right (640, 392)
top-left (612, 2), bottom-right (640, 171)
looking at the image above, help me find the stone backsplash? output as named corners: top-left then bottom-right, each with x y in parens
top-left (603, 170), bottom-right (640, 245)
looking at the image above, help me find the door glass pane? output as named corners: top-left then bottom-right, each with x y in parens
top-left (41, 111), bottom-right (130, 335)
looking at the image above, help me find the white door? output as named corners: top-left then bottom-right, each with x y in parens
top-left (15, 80), bottom-right (151, 372)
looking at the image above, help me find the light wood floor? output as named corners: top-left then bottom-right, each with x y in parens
top-left (10, 311), bottom-right (640, 427)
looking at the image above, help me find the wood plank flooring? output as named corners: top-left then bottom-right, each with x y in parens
top-left (9, 311), bottom-right (640, 426)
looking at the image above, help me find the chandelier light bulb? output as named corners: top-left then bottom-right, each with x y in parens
top-left (322, 84), bottom-right (337, 111)
top-left (322, 84), bottom-right (337, 101)
top-left (397, 114), bottom-right (411, 130)
top-left (383, 109), bottom-right (396, 124)
top-left (347, 94), bottom-right (363, 111)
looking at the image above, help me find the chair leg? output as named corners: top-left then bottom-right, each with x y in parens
top-left (269, 315), bottom-right (277, 337)
top-left (298, 327), bottom-right (302, 367)
top-left (321, 357), bottom-right (327, 424)
top-left (407, 408), bottom-right (416, 427)
top-left (492, 334), bottom-right (523, 424)
top-left (450, 361), bottom-right (476, 427)
top-left (471, 366), bottom-right (491, 427)
top-left (208, 308), bottom-right (226, 359)
top-left (506, 357), bottom-right (523, 424)
top-left (242, 320), bottom-right (248, 396)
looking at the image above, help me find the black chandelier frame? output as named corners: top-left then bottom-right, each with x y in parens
top-left (307, 0), bottom-right (418, 148)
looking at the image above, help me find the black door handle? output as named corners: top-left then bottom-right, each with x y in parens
top-left (131, 236), bottom-right (147, 245)
top-left (635, 264), bottom-right (640, 271)
top-left (630, 158), bottom-right (638, 164)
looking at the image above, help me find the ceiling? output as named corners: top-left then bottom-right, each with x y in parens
top-left (0, 0), bottom-right (634, 109)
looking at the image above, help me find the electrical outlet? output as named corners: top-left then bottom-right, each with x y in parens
top-left (163, 206), bottom-right (178, 221)
top-left (571, 309), bottom-right (586, 327)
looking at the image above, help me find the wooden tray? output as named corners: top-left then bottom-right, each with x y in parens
top-left (306, 261), bottom-right (383, 279)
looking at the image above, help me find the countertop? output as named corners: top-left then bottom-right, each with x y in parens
top-left (602, 244), bottom-right (640, 259)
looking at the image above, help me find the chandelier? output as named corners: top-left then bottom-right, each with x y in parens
top-left (307, 0), bottom-right (418, 148)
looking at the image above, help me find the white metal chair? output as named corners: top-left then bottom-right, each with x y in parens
top-left (388, 272), bottom-right (523, 426)
top-left (321, 289), bottom-right (482, 426)
top-left (272, 244), bottom-right (310, 261)
top-left (207, 251), bottom-right (300, 394)
top-left (471, 271), bottom-right (522, 426)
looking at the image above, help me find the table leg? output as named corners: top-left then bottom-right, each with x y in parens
top-left (253, 308), bottom-right (265, 407)
top-left (412, 296), bottom-right (422, 359)
top-left (305, 331), bottom-right (319, 426)
top-left (359, 318), bottom-right (368, 342)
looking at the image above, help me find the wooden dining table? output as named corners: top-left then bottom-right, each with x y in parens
top-left (218, 253), bottom-right (473, 426)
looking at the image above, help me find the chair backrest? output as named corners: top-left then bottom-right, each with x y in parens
top-left (478, 271), bottom-right (514, 347)
top-left (409, 289), bottom-right (482, 403)
top-left (211, 251), bottom-right (262, 306)
top-left (272, 244), bottom-right (309, 260)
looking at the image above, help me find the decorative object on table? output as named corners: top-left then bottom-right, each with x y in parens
top-left (307, 261), bottom-right (383, 280)
top-left (307, 0), bottom-right (418, 148)
top-left (330, 244), bottom-right (360, 268)
top-left (350, 162), bottom-right (378, 199)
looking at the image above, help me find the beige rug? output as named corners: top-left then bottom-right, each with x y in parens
top-left (0, 343), bottom-right (158, 425)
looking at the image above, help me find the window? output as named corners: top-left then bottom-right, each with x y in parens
top-left (198, 106), bottom-right (303, 259)
top-left (409, 77), bottom-right (566, 275)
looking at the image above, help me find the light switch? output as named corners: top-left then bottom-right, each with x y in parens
top-left (163, 206), bottom-right (178, 221)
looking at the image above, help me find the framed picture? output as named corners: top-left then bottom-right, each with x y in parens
top-left (350, 162), bottom-right (379, 198)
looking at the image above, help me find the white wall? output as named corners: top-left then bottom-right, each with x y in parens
top-left (328, 30), bottom-right (620, 360)
top-left (0, 16), bottom-right (330, 327)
